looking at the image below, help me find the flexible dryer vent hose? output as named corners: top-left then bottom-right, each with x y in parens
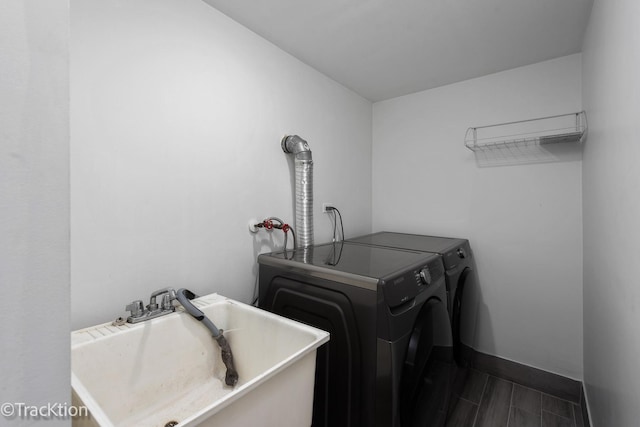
top-left (281, 135), bottom-right (313, 248)
top-left (176, 288), bottom-right (239, 387)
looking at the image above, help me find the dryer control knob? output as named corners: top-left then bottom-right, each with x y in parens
top-left (419, 268), bottom-right (431, 285)
top-left (457, 248), bottom-right (466, 259)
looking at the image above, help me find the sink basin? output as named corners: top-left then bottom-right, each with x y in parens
top-left (71, 293), bottom-right (329, 427)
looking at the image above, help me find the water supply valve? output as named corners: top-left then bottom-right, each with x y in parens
top-left (248, 216), bottom-right (297, 250)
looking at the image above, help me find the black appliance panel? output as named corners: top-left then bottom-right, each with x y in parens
top-left (269, 282), bottom-right (362, 426)
top-left (401, 296), bottom-right (452, 427)
top-left (345, 231), bottom-right (478, 409)
top-left (347, 231), bottom-right (471, 270)
top-left (258, 243), bottom-right (452, 427)
top-left (271, 242), bottom-right (435, 279)
top-left (260, 242), bottom-right (441, 308)
top-left (345, 232), bottom-right (475, 356)
top-left (259, 268), bottom-right (378, 427)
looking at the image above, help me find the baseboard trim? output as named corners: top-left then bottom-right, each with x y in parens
top-left (471, 350), bottom-right (581, 404)
top-left (468, 349), bottom-right (591, 426)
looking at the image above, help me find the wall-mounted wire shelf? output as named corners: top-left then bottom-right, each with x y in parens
top-left (464, 111), bottom-right (587, 152)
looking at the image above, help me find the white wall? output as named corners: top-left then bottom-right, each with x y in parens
top-left (70, 0), bottom-right (372, 329)
top-left (582, 0), bottom-right (640, 425)
top-left (373, 54), bottom-right (583, 379)
top-left (0, 0), bottom-right (70, 425)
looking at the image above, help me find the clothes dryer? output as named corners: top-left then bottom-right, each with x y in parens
top-left (346, 232), bottom-right (479, 407)
top-left (346, 232), bottom-right (478, 366)
top-left (258, 241), bottom-right (453, 427)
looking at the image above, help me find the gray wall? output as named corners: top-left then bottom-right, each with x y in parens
top-left (373, 55), bottom-right (583, 379)
top-left (71, 0), bottom-right (373, 329)
top-left (0, 0), bottom-right (70, 426)
top-left (582, 0), bottom-right (640, 425)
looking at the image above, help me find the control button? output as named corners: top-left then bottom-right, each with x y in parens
top-left (457, 248), bottom-right (466, 259)
top-left (419, 268), bottom-right (431, 285)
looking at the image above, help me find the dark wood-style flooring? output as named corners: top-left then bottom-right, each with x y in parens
top-left (446, 370), bottom-right (586, 427)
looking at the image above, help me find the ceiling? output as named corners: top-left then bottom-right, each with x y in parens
top-left (202, 0), bottom-right (594, 102)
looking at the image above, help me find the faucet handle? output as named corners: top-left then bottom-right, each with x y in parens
top-left (148, 287), bottom-right (177, 312)
top-left (161, 293), bottom-right (175, 311)
top-left (126, 300), bottom-right (144, 318)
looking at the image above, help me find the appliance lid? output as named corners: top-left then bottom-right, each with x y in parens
top-left (258, 241), bottom-right (438, 281)
top-left (347, 231), bottom-right (466, 255)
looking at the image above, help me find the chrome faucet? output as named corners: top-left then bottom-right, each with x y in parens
top-left (122, 287), bottom-right (239, 386)
top-left (125, 287), bottom-right (177, 324)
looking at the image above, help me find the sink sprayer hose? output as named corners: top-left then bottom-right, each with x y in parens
top-left (176, 288), bottom-right (239, 386)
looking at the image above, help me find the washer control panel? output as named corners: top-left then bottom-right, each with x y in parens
top-left (441, 240), bottom-right (472, 269)
top-left (417, 267), bottom-right (432, 286)
top-left (383, 256), bottom-right (446, 307)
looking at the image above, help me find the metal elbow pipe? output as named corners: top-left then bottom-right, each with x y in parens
top-left (282, 135), bottom-right (313, 248)
top-left (282, 134), bottom-right (312, 161)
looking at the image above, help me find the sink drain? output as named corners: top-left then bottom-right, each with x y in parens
top-left (164, 421), bottom-right (178, 427)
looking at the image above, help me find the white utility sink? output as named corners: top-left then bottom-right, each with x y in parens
top-left (71, 293), bottom-right (329, 427)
